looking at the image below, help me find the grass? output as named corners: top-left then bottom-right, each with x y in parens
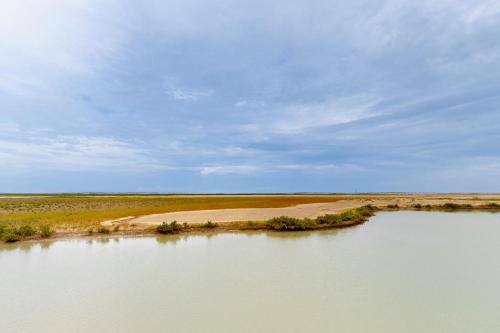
top-left (39, 224), bottom-right (54, 238)
top-left (266, 205), bottom-right (376, 231)
top-left (202, 221), bottom-right (217, 228)
top-left (0, 195), bottom-right (369, 230)
top-left (97, 226), bottom-right (110, 234)
top-left (267, 216), bottom-right (314, 231)
top-left (156, 221), bottom-right (183, 234)
top-left (0, 223), bottom-right (54, 242)
top-left (1, 194), bottom-right (500, 242)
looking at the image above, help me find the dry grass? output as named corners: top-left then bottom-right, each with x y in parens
top-left (0, 195), bottom-right (360, 229)
top-left (1, 193), bottom-right (498, 231)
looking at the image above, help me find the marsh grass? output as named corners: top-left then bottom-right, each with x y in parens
top-left (97, 226), bottom-right (110, 234)
top-left (267, 205), bottom-right (376, 231)
top-left (202, 221), bottom-right (217, 228)
top-left (0, 195), bottom-right (358, 229)
top-left (39, 224), bottom-right (54, 238)
top-left (156, 221), bottom-right (183, 234)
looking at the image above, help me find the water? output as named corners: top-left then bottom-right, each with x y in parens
top-left (1, 211), bottom-right (500, 332)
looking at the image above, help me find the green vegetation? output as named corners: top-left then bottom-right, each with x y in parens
top-left (267, 216), bottom-right (314, 231)
top-left (202, 221), bottom-right (217, 228)
top-left (97, 226), bottom-right (110, 234)
top-left (2, 230), bottom-right (21, 243)
top-left (18, 224), bottom-right (36, 237)
top-left (156, 221), bottom-right (183, 234)
top-left (267, 205), bottom-right (376, 231)
top-left (0, 223), bottom-right (53, 242)
top-left (39, 224), bottom-right (54, 238)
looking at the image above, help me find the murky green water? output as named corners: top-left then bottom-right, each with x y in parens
top-left (2, 211), bottom-right (500, 332)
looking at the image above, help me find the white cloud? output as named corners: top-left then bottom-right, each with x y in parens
top-left (0, 134), bottom-right (164, 171)
top-left (198, 162), bottom-right (364, 175)
top-left (164, 80), bottom-right (213, 101)
top-left (0, 0), bottom-right (128, 97)
top-left (460, 1), bottom-right (500, 25)
top-left (240, 94), bottom-right (381, 136)
top-left (199, 165), bottom-right (260, 175)
top-left (279, 163), bottom-right (365, 172)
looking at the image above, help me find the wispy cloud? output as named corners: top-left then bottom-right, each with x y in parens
top-left (237, 95), bottom-right (381, 136)
top-left (199, 165), bottom-right (259, 175)
top-left (164, 80), bottom-right (213, 101)
top-left (198, 163), bottom-right (364, 176)
top-left (0, 134), bottom-right (163, 171)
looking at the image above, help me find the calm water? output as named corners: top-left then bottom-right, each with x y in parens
top-left (2, 211), bottom-right (500, 333)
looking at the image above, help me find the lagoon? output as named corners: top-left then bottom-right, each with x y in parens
top-left (1, 211), bottom-right (500, 332)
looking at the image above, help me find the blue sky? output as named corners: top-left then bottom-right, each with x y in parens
top-left (1, 0), bottom-right (500, 193)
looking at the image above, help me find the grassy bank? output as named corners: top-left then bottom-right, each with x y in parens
top-left (0, 195), bottom-right (365, 229)
top-left (1, 194), bottom-right (500, 244)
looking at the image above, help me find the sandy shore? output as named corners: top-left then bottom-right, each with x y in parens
top-left (102, 197), bottom-right (483, 226)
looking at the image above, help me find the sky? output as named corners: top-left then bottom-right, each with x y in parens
top-left (1, 0), bottom-right (500, 193)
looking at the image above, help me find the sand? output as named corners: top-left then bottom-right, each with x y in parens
top-left (102, 197), bottom-right (468, 226)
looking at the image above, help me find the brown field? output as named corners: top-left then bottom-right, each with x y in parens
top-left (1, 193), bottom-right (499, 232)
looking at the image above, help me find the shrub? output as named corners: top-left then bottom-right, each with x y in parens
top-left (316, 214), bottom-right (342, 225)
top-left (156, 221), bottom-right (182, 234)
top-left (0, 224), bottom-right (6, 235)
top-left (338, 209), bottom-right (365, 223)
top-left (267, 216), bottom-right (312, 231)
top-left (356, 205), bottom-right (376, 217)
top-left (39, 224), bottom-right (54, 238)
top-left (203, 221), bottom-right (217, 228)
top-left (97, 226), bottom-right (110, 234)
top-left (413, 204), bottom-right (422, 209)
top-left (443, 203), bottom-right (460, 210)
top-left (2, 230), bottom-right (20, 243)
top-left (387, 204), bottom-right (399, 209)
top-left (113, 225), bottom-right (120, 232)
top-left (486, 202), bottom-right (500, 209)
top-left (87, 228), bottom-right (94, 235)
top-left (16, 224), bottom-right (36, 237)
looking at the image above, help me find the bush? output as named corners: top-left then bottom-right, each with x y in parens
top-left (39, 224), bottom-right (54, 238)
top-left (267, 216), bottom-right (313, 231)
top-left (387, 204), bottom-right (399, 209)
top-left (316, 214), bottom-right (342, 225)
top-left (17, 224), bottom-right (35, 237)
top-left (88, 228), bottom-right (94, 235)
top-left (443, 203), bottom-right (460, 210)
top-left (441, 203), bottom-right (471, 210)
top-left (97, 226), bottom-right (110, 234)
top-left (2, 230), bottom-right (20, 243)
top-left (113, 225), bottom-right (120, 232)
top-left (203, 221), bottom-right (217, 228)
top-left (156, 221), bottom-right (182, 234)
top-left (338, 209), bottom-right (366, 223)
top-left (356, 205), bottom-right (376, 217)
top-left (0, 224), bottom-right (6, 235)
top-left (413, 204), bottom-right (422, 209)
top-left (486, 202), bottom-right (500, 209)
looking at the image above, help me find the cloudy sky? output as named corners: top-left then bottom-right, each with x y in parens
top-left (1, 0), bottom-right (500, 193)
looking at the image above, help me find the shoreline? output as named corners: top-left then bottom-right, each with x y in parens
top-left (3, 203), bottom-right (500, 245)
top-left (4, 219), bottom-right (366, 246)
